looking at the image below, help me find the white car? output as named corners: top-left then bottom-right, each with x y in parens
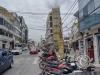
top-left (22, 47), bottom-right (28, 51)
top-left (11, 49), bottom-right (22, 55)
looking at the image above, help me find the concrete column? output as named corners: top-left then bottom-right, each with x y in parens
top-left (5, 40), bottom-right (10, 49)
top-left (83, 38), bottom-right (87, 55)
top-left (0, 41), bottom-right (2, 49)
top-left (93, 34), bottom-right (99, 64)
top-left (78, 40), bottom-right (84, 55)
top-left (78, 40), bottom-right (81, 55)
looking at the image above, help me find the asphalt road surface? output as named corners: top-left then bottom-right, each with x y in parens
top-left (2, 51), bottom-right (100, 75)
top-left (2, 51), bottom-right (41, 75)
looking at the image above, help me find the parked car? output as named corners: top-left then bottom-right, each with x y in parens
top-left (36, 48), bottom-right (40, 52)
top-left (11, 49), bottom-right (22, 55)
top-left (0, 49), bottom-right (13, 74)
top-left (22, 47), bottom-right (28, 51)
top-left (29, 50), bottom-right (38, 55)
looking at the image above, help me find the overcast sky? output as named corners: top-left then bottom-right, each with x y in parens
top-left (0, 0), bottom-right (76, 42)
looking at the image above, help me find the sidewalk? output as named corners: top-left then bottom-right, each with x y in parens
top-left (94, 64), bottom-right (100, 72)
top-left (94, 64), bottom-right (100, 67)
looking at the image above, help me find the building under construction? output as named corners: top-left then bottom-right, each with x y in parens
top-left (45, 7), bottom-right (64, 59)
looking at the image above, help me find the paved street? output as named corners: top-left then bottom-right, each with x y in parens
top-left (2, 51), bottom-right (41, 75)
top-left (1, 51), bottom-right (100, 75)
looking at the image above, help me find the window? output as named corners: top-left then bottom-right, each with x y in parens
top-left (88, 0), bottom-right (95, 14)
top-left (50, 16), bottom-right (52, 21)
top-left (54, 17), bottom-right (58, 19)
top-left (4, 20), bottom-right (10, 29)
top-left (0, 29), bottom-right (3, 35)
top-left (83, 4), bottom-right (88, 17)
top-left (9, 33), bottom-right (13, 38)
top-left (50, 29), bottom-right (52, 33)
top-left (51, 34), bottom-right (53, 37)
top-left (79, 0), bottom-right (91, 19)
top-left (0, 17), bottom-right (3, 25)
top-left (50, 22), bottom-right (52, 27)
top-left (2, 41), bottom-right (7, 43)
top-left (0, 29), bottom-right (4, 35)
top-left (5, 32), bottom-right (8, 36)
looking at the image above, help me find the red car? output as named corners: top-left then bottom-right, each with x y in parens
top-left (29, 50), bottom-right (38, 55)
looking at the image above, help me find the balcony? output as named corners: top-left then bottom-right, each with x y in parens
top-left (0, 25), bottom-right (21, 38)
top-left (80, 14), bottom-right (100, 31)
top-left (0, 35), bottom-right (13, 41)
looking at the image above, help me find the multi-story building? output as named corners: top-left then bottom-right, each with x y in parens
top-left (78, 0), bottom-right (100, 64)
top-left (0, 6), bottom-right (21, 49)
top-left (0, 6), bottom-right (28, 49)
top-left (69, 21), bottom-right (80, 58)
top-left (45, 12), bottom-right (53, 46)
top-left (63, 37), bottom-right (70, 53)
top-left (11, 13), bottom-right (22, 44)
top-left (19, 16), bottom-right (28, 44)
top-left (46, 7), bottom-right (64, 59)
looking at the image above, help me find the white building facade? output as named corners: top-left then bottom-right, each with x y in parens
top-left (0, 6), bottom-right (27, 49)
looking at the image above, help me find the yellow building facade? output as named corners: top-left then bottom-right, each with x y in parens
top-left (46, 7), bottom-right (64, 59)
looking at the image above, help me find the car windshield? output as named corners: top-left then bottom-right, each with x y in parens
top-left (0, 0), bottom-right (100, 75)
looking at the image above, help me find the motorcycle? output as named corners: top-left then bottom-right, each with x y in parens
top-left (39, 60), bottom-right (74, 75)
top-left (39, 50), bottom-right (95, 75)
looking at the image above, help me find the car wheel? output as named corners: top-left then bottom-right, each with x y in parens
top-left (9, 63), bottom-right (12, 68)
top-left (9, 60), bottom-right (14, 68)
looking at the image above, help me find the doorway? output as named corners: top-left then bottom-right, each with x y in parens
top-left (97, 35), bottom-right (100, 63)
top-left (10, 41), bottom-right (14, 49)
top-left (79, 40), bottom-right (84, 55)
top-left (86, 37), bottom-right (94, 62)
top-left (2, 44), bottom-right (6, 49)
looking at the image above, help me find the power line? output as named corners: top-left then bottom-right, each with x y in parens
top-left (28, 28), bottom-right (45, 31)
top-left (63, 26), bottom-right (72, 32)
top-left (8, 1), bottom-right (78, 34)
top-left (62, 18), bottom-right (76, 29)
top-left (62, 0), bottom-right (78, 23)
top-left (29, 26), bottom-right (46, 28)
top-left (62, 3), bottom-right (78, 26)
top-left (10, 11), bottom-right (75, 15)
top-left (62, 6), bottom-right (78, 26)
top-left (61, 0), bottom-right (78, 34)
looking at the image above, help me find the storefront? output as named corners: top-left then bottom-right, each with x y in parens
top-left (0, 40), bottom-right (10, 49)
top-left (78, 34), bottom-right (100, 64)
top-left (96, 34), bottom-right (100, 63)
top-left (79, 40), bottom-right (84, 55)
top-left (85, 36), bottom-right (95, 62)
top-left (72, 41), bottom-right (79, 51)
top-left (0, 35), bottom-right (14, 49)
